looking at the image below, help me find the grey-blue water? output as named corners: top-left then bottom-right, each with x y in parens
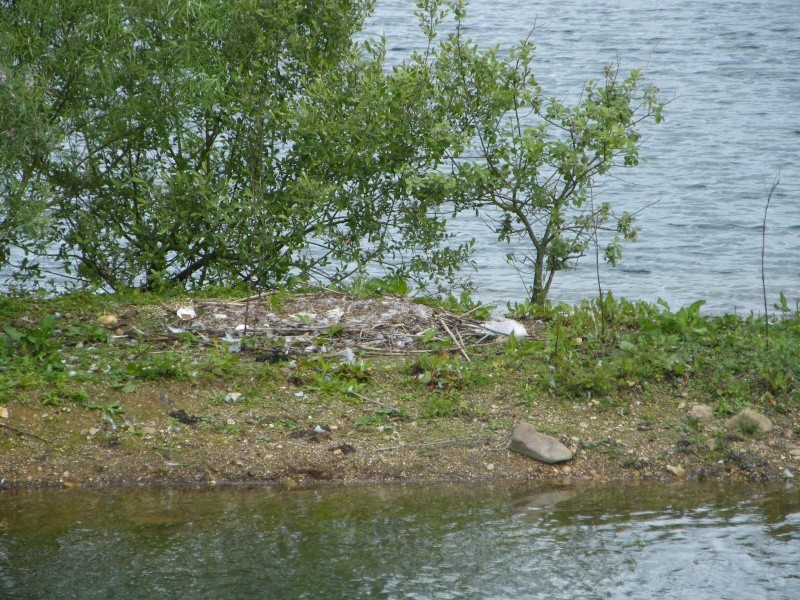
top-left (366, 0), bottom-right (800, 313)
top-left (2, 0), bottom-right (798, 314)
top-left (1, 482), bottom-right (799, 599)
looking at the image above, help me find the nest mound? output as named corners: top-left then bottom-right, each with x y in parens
top-left (166, 292), bottom-right (520, 355)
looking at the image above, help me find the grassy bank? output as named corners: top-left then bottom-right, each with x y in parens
top-left (1, 288), bottom-right (799, 488)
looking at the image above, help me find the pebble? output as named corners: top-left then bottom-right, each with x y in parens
top-left (486, 463), bottom-right (495, 472)
top-left (666, 464), bottom-right (686, 478)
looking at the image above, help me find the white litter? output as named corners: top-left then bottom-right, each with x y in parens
top-left (481, 318), bottom-right (528, 337)
top-left (339, 348), bottom-right (357, 365)
top-left (176, 306), bottom-right (196, 320)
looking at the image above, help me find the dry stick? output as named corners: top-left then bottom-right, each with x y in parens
top-left (761, 175), bottom-right (780, 345)
top-left (0, 423), bottom-right (55, 446)
top-left (233, 293), bottom-right (266, 304)
top-left (346, 389), bottom-right (401, 414)
top-left (439, 318), bottom-right (471, 361)
top-left (378, 436), bottom-right (489, 452)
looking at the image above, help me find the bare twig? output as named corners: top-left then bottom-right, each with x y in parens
top-left (346, 389), bottom-right (401, 414)
top-left (377, 436), bottom-right (489, 452)
top-left (439, 318), bottom-right (471, 361)
top-left (0, 423), bottom-right (55, 446)
top-left (761, 174), bottom-right (780, 345)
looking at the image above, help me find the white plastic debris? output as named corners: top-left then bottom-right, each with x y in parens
top-left (481, 318), bottom-right (528, 337)
top-left (176, 306), bottom-right (196, 321)
top-left (167, 326), bottom-right (186, 334)
top-left (325, 307), bottom-right (344, 323)
top-left (225, 392), bottom-right (243, 403)
top-left (313, 425), bottom-right (327, 433)
top-left (339, 348), bottom-right (357, 365)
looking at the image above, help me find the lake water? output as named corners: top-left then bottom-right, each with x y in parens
top-left (3, 0), bottom-right (798, 314)
top-left (366, 0), bottom-right (800, 313)
top-left (1, 482), bottom-right (799, 599)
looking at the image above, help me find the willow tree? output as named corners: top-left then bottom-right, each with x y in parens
top-left (0, 0), bottom-right (469, 291)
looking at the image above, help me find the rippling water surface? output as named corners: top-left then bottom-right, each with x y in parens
top-left (1, 482), bottom-right (799, 599)
top-left (366, 0), bottom-right (800, 312)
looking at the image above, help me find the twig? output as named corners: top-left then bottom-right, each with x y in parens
top-left (761, 174), bottom-right (780, 345)
top-left (346, 389), bottom-right (401, 414)
top-left (233, 294), bottom-right (264, 304)
top-left (0, 423), bottom-right (55, 445)
top-left (377, 436), bottom-right (489, 452)
top-left (439, 318), bottom-right (471, 361)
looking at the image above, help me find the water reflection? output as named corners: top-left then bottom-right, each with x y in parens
top-left (1, 482), bottom-right (799, 599)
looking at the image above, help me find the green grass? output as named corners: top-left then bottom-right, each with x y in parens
top-left (1, 289), bottom-right (798, 426)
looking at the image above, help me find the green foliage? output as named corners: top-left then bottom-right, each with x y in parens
top-left (127, 352), bottom-right (189, 381)
top-left (416, 289), bottom-right (493, 319)
top-left (420, 391), bottom-right (466, 419)
top-left (408, 353), bottom-right (486, 390)
top-left (0, 0), bottom-right (468, 292)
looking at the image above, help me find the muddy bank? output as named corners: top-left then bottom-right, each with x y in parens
top-left (3, 384), bottom-right (798, 490)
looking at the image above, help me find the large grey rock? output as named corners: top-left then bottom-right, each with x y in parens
top-left (724, 408), bottom-right (773, 434)
top-left (508, 422), bottom-right (573, 464)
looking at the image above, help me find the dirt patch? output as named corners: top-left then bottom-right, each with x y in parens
top-left (3, 379), bottom-right (798, 490)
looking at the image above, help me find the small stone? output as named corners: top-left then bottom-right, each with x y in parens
top-left (0, 406), bottom-right (7, 419)
top-left (224, 392), bottom-right (243, 403)
top-left (783, 469), bottom-right (794, 479)
top-left (88, 427), bottom-right (100, 436)
top-left (508, 422), bottom-right (573, 464)
top-left (142, 426), bottom-right (157, 435)
top-left (666, 464), bottom-right (686, 478)
top-left (724, 409), bottom-right (773, 434)
top-left (332, 448), bottom-right (343, 455)
top-left (96, 314), bottom-right (119, 327)
top-left (690, 404), bottom-right (714, 420)
top-left (706, 438), bottom-right (719, 451)
top-left (62, 471), bottom-right (70, 478)
top-left (486, 463), bottom-right (495, 472)
top-left (226, 419), bottom-right (236, 426)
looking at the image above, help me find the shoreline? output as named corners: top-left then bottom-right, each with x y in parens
top-left (2, 290), bottom-right (799, 491)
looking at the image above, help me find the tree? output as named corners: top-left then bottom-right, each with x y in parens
top-left (430, 0), bottom-right (664, 304)
top-left (0, 0), bottom-right (470, 291)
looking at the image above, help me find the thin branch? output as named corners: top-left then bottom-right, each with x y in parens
top-left (0, 423), bottom-right (55, 446)
top-left (439, 317), bottom-right (471, 361)
top-left (377, 435), bottom-right (489, 452)
top-left (346, 389), bottom-right (401, 414)
top-left (761, 174), bottom-right (780, 344)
